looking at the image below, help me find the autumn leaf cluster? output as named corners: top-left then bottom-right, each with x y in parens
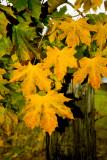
top-left (0, 0), bottom-right (107, 136)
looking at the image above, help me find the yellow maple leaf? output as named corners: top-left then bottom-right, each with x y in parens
top-left (0, 106), bottom-right (18, 135)
top-left (44, 46), bottom-right (77, 81)
top-left (73, 56), bottom-right (107, 90)
top-left (74, 0), bottom-right (102, 12)
top-left (9, 62), bottom-right (52, 98)
top-left (58, 17), bottom-right (97, 47)
top-left (48, 20), bottom-right (62, 43)
top-left (22, 91), bottom-right (74, 135)
top-left (93, 22), bottom-right (107, 49)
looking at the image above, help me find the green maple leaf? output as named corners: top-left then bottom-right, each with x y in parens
top-left (0, 11), bottom-right (12, 58)
top-left (0, 78), bottom-right (9, 95)
top-left (48, 0), bottom-right (67, 13)
top-left (28, 0), bottom-right (41, 19)
top-left (0, 37), bottom-right (12, 58)
top-left (9, 0), bottom-right (41, 19)
top-left (12, 22), bottom-right (39, 61)
top-left (0, 11), bottom-right (9, 38)
top-left (5, 92), bottom-right (25, 112)
top-left (51, 6), bottom-right (67, 19)
top-left (9, 0), bottom-right (28, 12)
top-left (0, 106), bottom-right (18, 135)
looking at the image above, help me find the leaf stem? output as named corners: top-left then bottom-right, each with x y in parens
top-left (33, 57), bottom-right (37, 65)
top-left (38, 27), bottom-right (52, 51)
top-left (77, 60), bottom-right (81, 68)
top-left (89, 47), bottom-right (92, 58)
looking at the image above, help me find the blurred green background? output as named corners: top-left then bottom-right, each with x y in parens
top-left (95, 83), bottom-right (107, 160)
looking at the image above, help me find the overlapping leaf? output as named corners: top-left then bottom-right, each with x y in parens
top-left (0, 106), bottom-right (18, 135)
top-left (58, 17), bottom-right (97, 47)
top-left (5, 91), bottom-right (26, 113)
top-left (0, 77), bottom-right (9, 96)
top-left (73, 56), bottom-right (107, 90)
top-left (28, 0), bottom-right (41, 19)
top-left (74, 0), bottom-right (102, 12)
top-left (0, 37), bottom-right (12, 57)
top-left (48, 20), bottom-right (62, 43)
top-left (50, 75), bottom-right (62, 91)
top-left (86, 13), bottom-right (107, 25)
top-left (12, 22), bottom-right (39, 61)
top-left (48, 0), bottom-right (67, 13)
top-left (9, 0), bottom-right (27, 12)
top-left (93, 22), bottom-right (107, 49)
top-left (9, 62), bottom-right (52, 98)
top-left (0, 68), bottom-right (9, 96)
top-left (0, 11), bottom-right (9, 38)
top-left (44, 46), bottom-right (77, 81)
top-left (22, 90), bottom-right (73, 135)
top-left (48, 7), bottom-right (68, 43)
top-left (51, 6), bottom-right (67, 19)
top-left (9, 0), bottom-right (41, 19)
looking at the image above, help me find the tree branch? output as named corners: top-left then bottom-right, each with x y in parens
top-left (95, 115), bottom-right (107, 122)
top-left (66, 1), bottom-right (84, 18)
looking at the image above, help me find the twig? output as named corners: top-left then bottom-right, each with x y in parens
top-left (66, 2), bottom-right (84, 18)
top-left (89, 47), bottom-right (92, 58)
top-left (77, 60), bottom-right (81, 68)
top-left (38, 27), bottom-right (52, 51)
top-left (95, 115), bottom-right (107, 121)
top-left (48, 14), bottom-right (80, 18)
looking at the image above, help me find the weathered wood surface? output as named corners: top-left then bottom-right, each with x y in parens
top-left (46, 78), bottom-right (96, 160)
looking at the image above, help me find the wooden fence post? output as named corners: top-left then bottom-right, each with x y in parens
top-left (46, 77), bottom-right (96, 160)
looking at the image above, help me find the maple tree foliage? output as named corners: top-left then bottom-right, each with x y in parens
top-left (0, 0), bottom-right (107, 137)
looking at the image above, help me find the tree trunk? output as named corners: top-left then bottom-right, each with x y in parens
top-left (46, 78), bottom-right (96, 160)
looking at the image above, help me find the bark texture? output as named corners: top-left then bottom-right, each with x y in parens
top-left (46, 78), bottom-right (96, 160)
